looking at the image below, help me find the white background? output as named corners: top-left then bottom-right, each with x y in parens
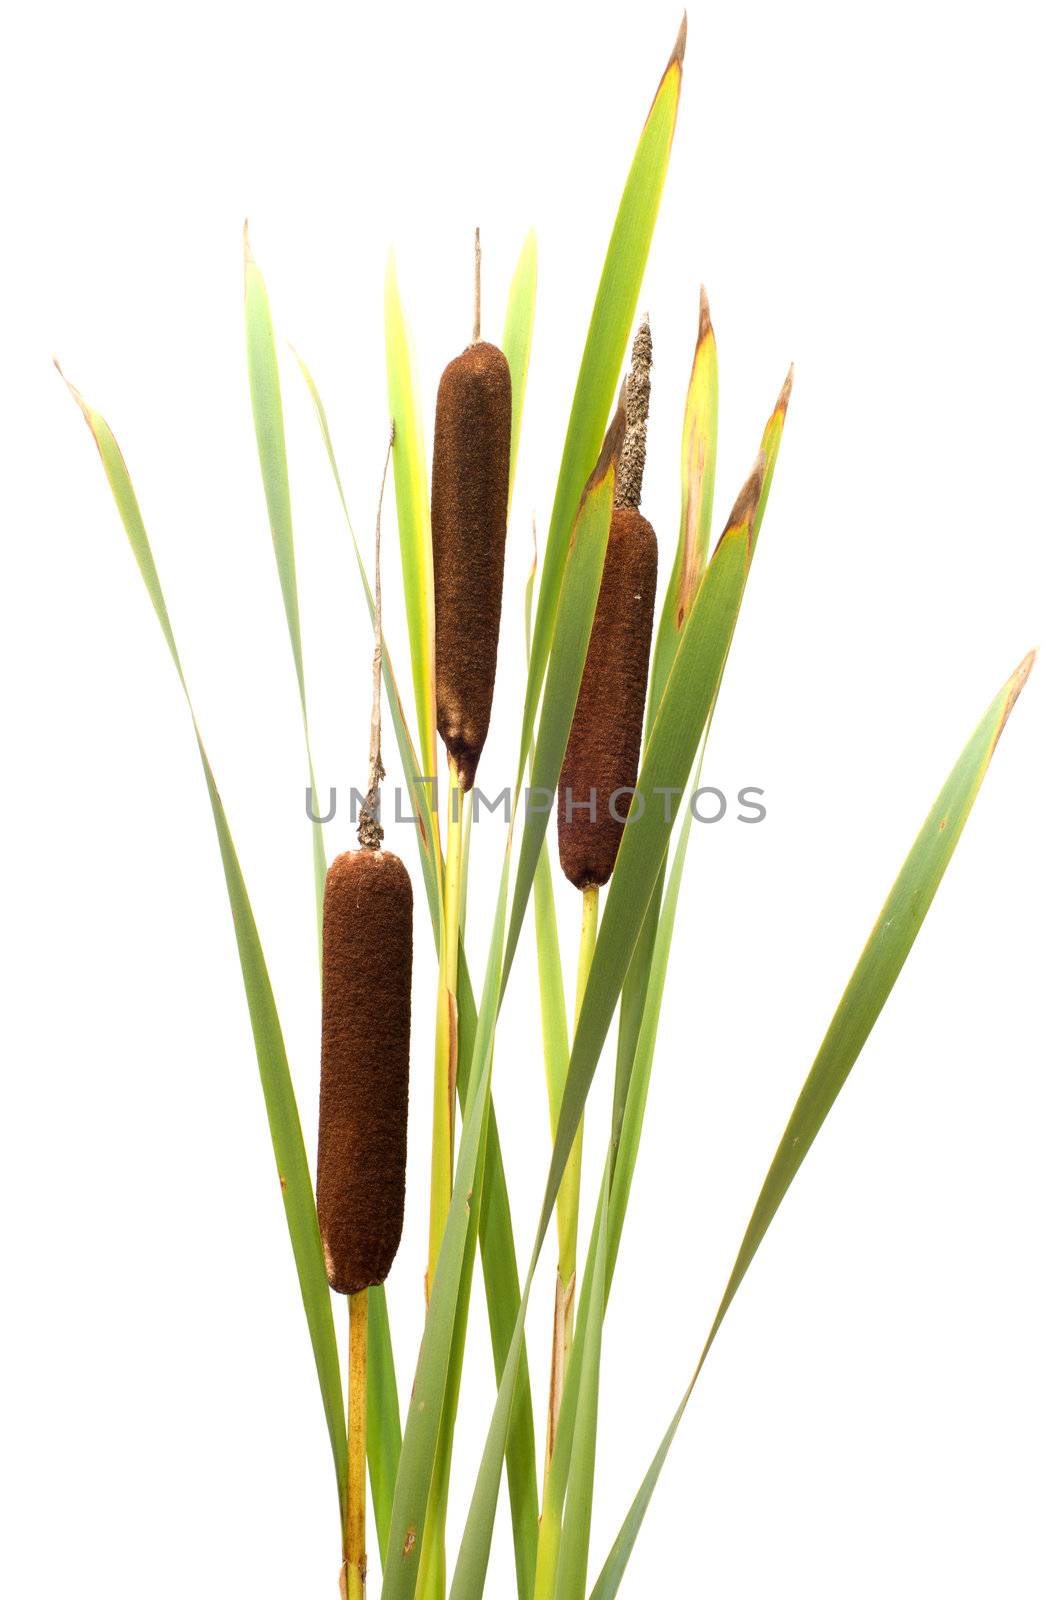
top-left (3, 2), bottom-right (1060, 1595)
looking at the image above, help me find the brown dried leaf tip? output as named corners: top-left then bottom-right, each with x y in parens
top-left (431, 339), bottom-right (512, 789)
top-left (317, 849), bottom-right (413, 1295)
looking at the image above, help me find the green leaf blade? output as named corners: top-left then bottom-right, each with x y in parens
top-left (647, 284), bottom-right (718, 730)
top-left (713, 647), bottom-right (1036, 1335)
top-left (380, 856), bottom-right (514, 1600)
top-left (503, 411), bottom-right (623, 986)
top-left (521, 17), bottom-right (686, 772)
top-left (503, 229), bottom-right (538, 508)
top-left (63, 377), bottom-right (348, 1510)
top-left (243, 233), bottom-right (328, 933)
top-left (589, 649), bottom-right (1036, 1600)
top-left (384, 253), bottom-right (436, 781)
top-left (451, 480), bottom-right (760, 1600)
top-left (554, 1172), bottom-right (610, 1600)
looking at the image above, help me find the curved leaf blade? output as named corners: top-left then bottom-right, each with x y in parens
top-left (503, 408), bottom-right (624, 985)
top-left (521, 16), bottom-right (686, 773)
top-left (243, 230), bottom-right (328, 935)
top-left (384, 252), bottom-right (436, 780)
top-left (380, 855), bottom-right (513, 1600)
top-left (503, 229), bottom-right (538, 509)
top-left (615, 367), bottom-right (791, 1142)
top-left (589, 649), bottom-right (1036, 1600)
top-left (62, 372), bottom-right (348, 1510)
top-left (554, 1169), bottom-right (610, 1600)
top-left (450, 472), bottom-right (761, 1600)
top-left (647, 283), bottom-right (718, 729)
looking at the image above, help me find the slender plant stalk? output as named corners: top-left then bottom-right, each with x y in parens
top-left (428, 757), bottom-right (465, 1294)
top-left (536, 884), bottom-right (598, 1599)
top-left (419, 758), bottom-right (465, 1598)
top-left (339, 430), bottom-right (396, 1599)
top-left (575, 885), bottom-right (599, 1017)
top-left (546, 885), bottom-right (598, 1468)
top-left (345, 1291), bottom-right (369, 1600)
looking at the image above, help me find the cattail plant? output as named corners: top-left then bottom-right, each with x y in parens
top-left (545, 318), bottom-right (658, 1468)
top-left (317, 436), bottom-right (413, 1599)
top-left (63, 14), bottom-right (1036, 1600)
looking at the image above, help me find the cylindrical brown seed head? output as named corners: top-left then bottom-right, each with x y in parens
top-left (431, 340), bottom-right (512, 790)
top-left (558, 506), bottom-right (658, 891)
top-left (317, 848), bottom-right (413, 1295)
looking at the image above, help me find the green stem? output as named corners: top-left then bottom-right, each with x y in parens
top-left (544, 885), bottom-right (597, 1478)
top-left (428, 758), bottom-right (464, 1293)
top-left (420, 758), bottom-right (464, 1600)
top-left (344, 1291), bottom-right (368, 1600)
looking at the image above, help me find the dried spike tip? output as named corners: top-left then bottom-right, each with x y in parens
top-left (432, 325), bottom-right (512, 790)
top-left (317, 848), bottom-right (413, 1295)
top-left (616, 316), bottom-right (652, 511)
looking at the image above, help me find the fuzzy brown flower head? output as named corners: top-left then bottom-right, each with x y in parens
top-left (317, 848), bottom-right (413, 1295)
top-left (431, 340), bottom-right (512, 790)
top-left (558, 505), bottom-right (658, 890)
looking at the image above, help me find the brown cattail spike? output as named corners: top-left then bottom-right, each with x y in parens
top-left (558, 508), bottom-right (658, 889)
top-left (559, 324), bottom-right (658, 890)
top-left (432, 337), bottom-right (512, 790)
top-left (317, 849), bottom-right (413, 1294)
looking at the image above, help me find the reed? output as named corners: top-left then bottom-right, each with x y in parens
top-left (64, 14), bottom-right (1036, 1600)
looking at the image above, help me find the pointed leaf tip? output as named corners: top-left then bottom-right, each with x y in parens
top-left (721, 450), bottom-right (766, 544)
top-left (999, 649), bottom-right (1036, 735)
top-left (648, 12), bottom-right (687, 117)
top-left (584, 390), bottom-right (627, 503)
top-left (56, 361), bottom-right (95, 430)
top-left (697, 284), bottom-right (712, 341)
top-left (673, 12), bottom-right (688, 67)
top-left (777, 364), bottom-right (794, 414)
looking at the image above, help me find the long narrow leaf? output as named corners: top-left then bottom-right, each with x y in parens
top-left (589, 649), bottom-right (1036, 1599)
top-left (614, 366), bottom-right (790, 1138)
top-left (523, 531), bottom-right (570, 1118)
top-left (243, 230), bottom-right (328, 936)
top-left (62, 371), bottom-right (348, 1509)
top-left (554, 1168), bottom-right (610, 1600)
top-left (646, 283), bottom-right (718, 729)
top-left (250, 317), bottom-right (405, 1553)
top-left (384, 253), bottom-right (436, 780)
top-left (503, 406), bottom-right (625, 986)
top-left (607, 720), bottom-right (709, 1281)
top-left (503, 230), bottom-right (538, 510)
top-left (521, 16), bottom-right (686, 773)
top-left (381, 854), bottom-right (513, 1600)
top-left (545, 472), bottom-right (761, 1233)
top-left (450, 467), bottom-right (763, 1600)
top-left (368, 1284), bottom-right (402, 1555)
top-left (294, 350), bottom-right (442, 905)
top-left (614, 287), bottom-right (720, 1136)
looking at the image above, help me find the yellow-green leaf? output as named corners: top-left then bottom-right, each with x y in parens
top-left (384, 252), bottom-right (436, 780)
